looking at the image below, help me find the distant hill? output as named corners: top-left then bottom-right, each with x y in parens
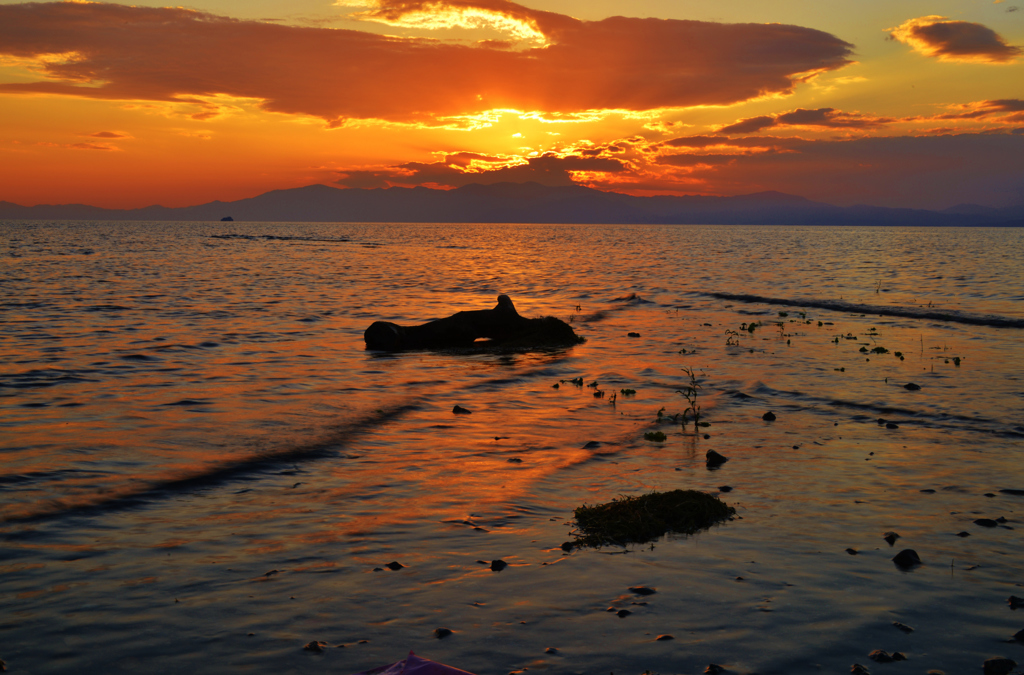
top-left (2, 182), bottom-right (1022, 226)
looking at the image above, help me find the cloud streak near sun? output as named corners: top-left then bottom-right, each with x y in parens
top-left (0, 0), bottom-right (854, 125)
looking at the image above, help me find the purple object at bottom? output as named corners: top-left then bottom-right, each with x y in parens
top-left (353, 651), bottom-right (477, 675)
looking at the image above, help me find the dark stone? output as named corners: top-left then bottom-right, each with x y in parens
top-left (762, 411), bottom-right (777, 421)
top-left (583, 441), bottom-right (601, 448)
top-left (886, 422), bottom-right (899, 429)
top-left (1000, 489), bottom-right (1024, 496)
top-left (869, 650), bottom-right (896, 663)
top-left (956, 531), bottom-right (971, 537)
top-left (560, 541), bottom-right (574, 552)
top-left (385, 561), bottom-right (404, 570)
top-left (904, 382), bottom-right (921, 390)
top-left (434, 627), bottom-right (453, 639)
top-left (705, 665), bottom-right (724, 675)
top-left (996, 516), bottom-right (1008, 523)
top-left (706, 449), bottom-right (729, 468)
top-left (364, 295), bottom-right (581, 351)
top-left (453, 405), bottom-right (471, 414)
top-left (655, 634), bottom-right (675, 641)
top-left (545, 647), bottom-right (559, 654)
top-left (846, 548), bottom-right (858, 555)
top-left (490, 559), bottom-right (508, 571)
top-left (850, 665), bottom-right (870, 674)
top-left (892, 549), bottom-right (922, 569)
top-left (983, 657), bottom-right (1016, 675)
top-left (616, 609), bottom-right (632, 617)
top-left (893, 621), bottom-right (914, 633)
top-left (304, 641), bottom-right (329, 652)
top-left (506, 457), bottom-right (522, 463)
top-left (1009, 595), bottom-right (1024, 609)
top-left (220, 216), bottom-right (233, 221)
top-left (920, 488), bottom-right (936, 493)
top-left (975, 518), bottom-right (999, 528)
top-left (1012, 628), bottom-right (1024, 643)
top-left (718, 485), bottom-right (733, 493)
top-left (883, 531), bottom-right (900, 545)
top-left (628, 586), bottom-right (657, 596)
top-left (628, 332), bottom-right (641, 337)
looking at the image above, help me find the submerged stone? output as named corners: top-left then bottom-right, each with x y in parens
top-left (904, 382), bottom-right (921, 390)
top-left (706, 450), bottom-right (729, 468)
top-left (433, 627), bottom-right (453, 639)
top-left (628, 586), bottom-right (657, 596)
top-left (762, 411), bottom-right (777, 421)
top-left (883, 531), bottom-right (900, 545)
top-left (892, 549), bottom-right (922, 569)
top-left (983, 657), bottom-right (1016, 675)
top-left (304, 641), bottom-right (329, 653)
top-left (489, 559), bottom-right (508, 571)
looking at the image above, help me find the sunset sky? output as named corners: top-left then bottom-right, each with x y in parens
top-left (1, 0), bottom-right (1022, 210)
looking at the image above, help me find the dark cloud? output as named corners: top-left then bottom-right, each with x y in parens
top-left (0, 1), bottom-right (854, 123)
top-left (937, 98), bottom-right (1024, 120)
top-left (337, 152), bottom-right (627, 188)
top-left (889, 16), bottom-right (1021, 63)
top-left (718, 108), bottom-right (895, 135)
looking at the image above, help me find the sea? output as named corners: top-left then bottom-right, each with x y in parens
top-left (2, 221), bottom-right (1023, 675)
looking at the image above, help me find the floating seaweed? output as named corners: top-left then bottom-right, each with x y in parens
top-left (571, 489), bottom-right (735, 548)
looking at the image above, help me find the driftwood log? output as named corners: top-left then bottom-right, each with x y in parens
top-left (364, 295), bottom-right (581, 351)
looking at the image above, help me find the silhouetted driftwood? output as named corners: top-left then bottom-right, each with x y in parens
top-left (364, 295), bottom-right (581, 351)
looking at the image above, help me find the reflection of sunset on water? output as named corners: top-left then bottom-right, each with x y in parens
top-left (2, 220), bottom-right (1021, 672)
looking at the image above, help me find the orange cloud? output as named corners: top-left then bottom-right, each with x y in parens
top-left (936, 98), bottom-right (1024, 122)
top-left (888, 16), bottom-right (1022, 63)
top-left (0, 2), bottom-right (854, 124)
top-left (718, 108), bottom-right (896, 134)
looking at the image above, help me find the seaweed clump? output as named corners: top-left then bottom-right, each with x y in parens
top-left (571, 490), bottom-right (735, 548)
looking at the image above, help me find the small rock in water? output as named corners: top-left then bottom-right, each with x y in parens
top-left (434, 627), bottom-right (453, 639)
top-left (718, 485), bottom-right (733, 493)
top-left (385, 561), bottom-right (404, 570)
top-left (869, 650), bottom-right (906, 663)
top-left (846, 548), bottom-right (858, 555)
top-left (616, 609), bottom-right (632, 618)
top-left (1008, 595), bottom-right (1024, 609)
top-left (304, 641), bottom-right (329, 653)
top-left (628, 586), bottom-right (657, 595)
top-left (762, 411), bottom-right (777, 421)
top-left (892, 549), bottom-right (922, 569)
top-left (996, 516), bottom-right (1008, 523)
top-left (655, 634), bottom-right (675, 641)
top-left (452, 405), bottom-right (472, 414)
top-left (885, 422), bottom-right (899, 429)
top-left (705, 665), bottom-right (725, 675)
top-left (506, 457), bottom-right (523, 463)
top-left (983, 657), bottom-right (1016, 675)
top-left (956, 531), bottom-right (971, 537)
top-left (583, 441), bottom-right (601, 448)
top-left (1000, 489), bottom-right (1024, 496)
top-left (850, 665), bottom-right (870, 675)
top-left (893, 621), bottom-right (914, 633)
top-left (975, 518), bottom-right (999, 528)
top-left (545, 647), bottom-right (559, 654)
top-left (1012, 628), bottom-right (1024, 643)
top-left (706, 450), bottom-right (729, 468)
top-left (883, 531), bottom-right (900, 546)
top-left (490, 559), bottom-right (508, 571)
top-left (628, 332), bottom-right (641, 337)
top-left (560, 541), bottom-right (574, 552)
top-left (904, 382), bottom-right (921, 390)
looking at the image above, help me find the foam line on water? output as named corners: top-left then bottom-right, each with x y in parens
top-left (703, 292), bottom-right (1024, 328)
